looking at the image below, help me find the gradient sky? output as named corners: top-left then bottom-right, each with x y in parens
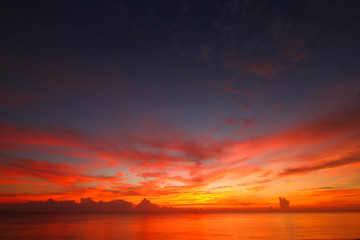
top-left (1, 0), bottom-right (360, 210)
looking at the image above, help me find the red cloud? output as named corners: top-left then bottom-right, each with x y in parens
top-left (0, 88), bottom-right (41, 109)
top-left (212, 82), bottom-right (243, 94)
top-left (0, 122), bottom-right (89, 149)
top-left (282, 48), bottom-right (309, 62)
top-left (244, 59), bottom-right (287, 78)
top-left (223, 54), bottom-right (287, 78)
top-left (280, 37), bottom-right (309, 62)
top-left (226, 115), bottom-right (243, 125)
top-left (0, 96), bottom-right (359, 207)
top-left (138, 172), bottom-right (169, 179)
top-left (240, 103), bottom-right (251, 111)
top-left (0, 121), bottom-right (227, 181)
top-left (225, 116), bottom-right (258, 129)
top-left (0, 154), bottom-right (119, 187)
top-left (243, 118), bottom-right (258, 128)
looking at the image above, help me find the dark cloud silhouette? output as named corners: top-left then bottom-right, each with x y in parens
top-left (0, 198), bottom-right (134, 213)
top-left (134, 198), bottom-right (159, 212)
top-left (302, 187), bottom-right (335, 191)
top-left (0, 197), bottom-right (299, 213)
top-left (279, 197), bottom-right (290, 209)
top-left (279, 154), bottom-right (360, 176)
top-left (0, 197), bottom-right (196, 213)
top-left (0, 198), bottom-right (214, 213)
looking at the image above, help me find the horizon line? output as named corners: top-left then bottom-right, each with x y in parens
top-left (1, 197), bottom-right (359, 213)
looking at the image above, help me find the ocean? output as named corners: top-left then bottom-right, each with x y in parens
top-left (0, 212), bottom-right (359, 239)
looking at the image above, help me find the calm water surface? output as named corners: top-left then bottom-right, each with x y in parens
top-left (0, 212), bottom-right (359, 240)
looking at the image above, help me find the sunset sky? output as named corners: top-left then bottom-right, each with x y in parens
top-left (1, 0), bottom-right (360, 210)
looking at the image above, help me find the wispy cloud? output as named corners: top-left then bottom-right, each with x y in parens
top-left (279, 153), bottom-right (360, 176)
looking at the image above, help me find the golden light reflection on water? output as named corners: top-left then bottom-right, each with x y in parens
top-left (1, 212), bottom-right (360, 239)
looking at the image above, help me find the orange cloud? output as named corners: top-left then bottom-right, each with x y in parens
top-left (0, 98), bottom-right (359, 209)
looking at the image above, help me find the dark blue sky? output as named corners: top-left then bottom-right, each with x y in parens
top-left (2, 1), bottom-right (359, 134)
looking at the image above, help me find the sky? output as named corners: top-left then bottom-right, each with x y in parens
top-left (1, 0), bottom-right (360, 210)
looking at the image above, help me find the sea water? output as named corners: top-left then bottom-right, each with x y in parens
top-left (0, 212), bottom-right (359, 239)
